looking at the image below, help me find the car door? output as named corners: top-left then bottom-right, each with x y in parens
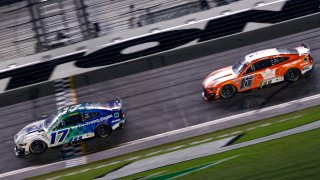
top-left (48, 112), bottom-right (84, 146)
top-left (252, 58), bottom-right (275, 87)
top-left (270, 56), bottom-right (290, 79)
top-left (74, 111), bottom-right (102, 141)
top-left (239, 63), bottom-right (256, 91)
top-left (255, 57), bottom-right (287, 87)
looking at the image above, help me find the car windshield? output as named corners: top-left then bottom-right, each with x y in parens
top-left (44, 113), bottom-right (58, 129)
top-left (232, 57), bottom-right (248, 75)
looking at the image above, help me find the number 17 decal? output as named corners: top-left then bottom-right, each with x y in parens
top-left (50, 129), bottom-right (69, 145)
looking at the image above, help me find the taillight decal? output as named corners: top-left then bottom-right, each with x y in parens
top-left (120, 110), bottom-right (125, 118)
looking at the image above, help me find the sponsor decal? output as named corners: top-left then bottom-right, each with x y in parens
top-left (25, 122), bottom-right (44, 134)
top-left (259, 77), bottom-right (284, 88)
top-left (303, 65), bottom-right (312, 70)
top-left (260, 69), bottom-right (276, 79)
top-left (114, 112), bottom-right (119, 118)
top-left (300, 62), bottom-right (309, 66)
top-left (69, 136), bottom-right (83, 143)
top-left (71, 114), bottom-right (113, 129)
top-left (0, 0), bottom-right (319, 92)
top-left (260, 80), bottom-right (272, 88)
top-left (282, 60), bottom-right (302, 67)
top-left (112, 119), bottom-right (120, 123)
top-left (304, 56), bottom-right (309, 62)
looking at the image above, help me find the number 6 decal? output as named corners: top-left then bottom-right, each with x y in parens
top-left (50, 129), bottom-right (69, 144)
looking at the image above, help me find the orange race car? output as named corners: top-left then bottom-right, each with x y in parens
top-left (202, 44), bottom-right (314, 101)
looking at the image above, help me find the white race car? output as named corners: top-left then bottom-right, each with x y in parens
top-left (14, 99), bottom-right (126, 156)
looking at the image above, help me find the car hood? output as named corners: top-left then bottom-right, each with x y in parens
top-left (15, 120), bottom-right (45, 140)
top-left (203, 66), bottom-right (236, 88)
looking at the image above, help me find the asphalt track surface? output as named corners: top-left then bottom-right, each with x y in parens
top-left (0, 27), bottom-right (320, 174)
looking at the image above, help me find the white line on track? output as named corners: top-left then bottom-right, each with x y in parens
top-left (230, 131), bottom-right (243, 135)
top-left (189, 138), bottom-right (213, 145)
top-left (165, 145), bottom-right (184, 151)
top-left (145, 150), bottom-right (164, 157)
top-left (93, 161), bottom-right (120, 170)
top-left (139, 171), bottom-right (167, 180)
top-left (259, 123), bottom-right (272, 127)
top-left (246, 127), bottom-right (257, 131)
top-left (125, 156), bottom-right (141, 161)
top-left (217, 134), bottom-right (230, 138)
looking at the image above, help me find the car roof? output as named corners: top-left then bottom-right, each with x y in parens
top-left (56, 101), bottom-right (119, 116)
top-left (57, 102), bottom-right (104, 112)
top-left (245, 48), bottom-right (298, 63)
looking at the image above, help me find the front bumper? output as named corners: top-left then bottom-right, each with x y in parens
top-left (202, 89), bottom-right (218, 101)
top-left (202, 92), bottom-right (208, 101)
top-left (14, 146), bottom-right (29, 157)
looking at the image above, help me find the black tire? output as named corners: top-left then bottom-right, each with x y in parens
top-left (29, 140), bottom-right (46, 154)
top-left (284, 68), bottom-right (300, 82)
top-left (95, 123), bottom-right (111, 138)
top-left (220, 84), bottom-right (237, 99)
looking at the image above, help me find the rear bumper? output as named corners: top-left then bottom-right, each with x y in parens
top-left (112, 118), bottom-right (126, 130)
top-left (301, 63), bottom-right (314, 75)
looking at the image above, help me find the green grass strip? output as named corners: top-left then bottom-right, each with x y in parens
top-left (121, 128), bottom-right (320, 180)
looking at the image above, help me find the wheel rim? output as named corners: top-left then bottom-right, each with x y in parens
top-left (224, 88), bottom-right (231, 95)
top-left (98, 125), bottom-right (109, 137)
top-left (100, 126), bottom-right (107, 134)
top-left (287, 69), bottom-right (299, 81)
top-left (31, 141), bottom-right (44, 153)
top-left (221, 85), bottom-right (235, 98)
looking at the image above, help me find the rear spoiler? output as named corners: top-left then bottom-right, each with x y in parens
top-left (115, 97), bottom-right (123, 107)
top-left (104, 97), bottom-right (123, 109)
top-left (115, 97), bottom-right (122, 104)
top-left (295, 43), bottom-right (310, 56)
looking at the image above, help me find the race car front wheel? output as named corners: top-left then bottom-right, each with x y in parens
top-left (30, 140), bottom-right (47, 154)
top-left (95, 123), bottom-right (111, 138)
top-left (220, 84), bottom-right (236, 99)
top-left (284, 68), bottom-right (300, 82)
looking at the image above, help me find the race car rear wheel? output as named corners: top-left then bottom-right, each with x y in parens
top-left (30, 140), bottom-right (46, 154)
top-left (95, 123), bottom-right (111, 138)
top-left (284, 68), bottom-right (300, 82)
top-left (220, 84), bottom-right (236, 99)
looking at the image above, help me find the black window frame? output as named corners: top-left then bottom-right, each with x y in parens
top-left (244, 64), bottom-right (255, 74)
top-left (253, 58), bottom-right (273, 71)
top-left (270, 57), bottom-right (290, 66)
top-left (243, 56), bottom-right (290, 75)
top-left (83, 112), bottom-right (101, 121)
